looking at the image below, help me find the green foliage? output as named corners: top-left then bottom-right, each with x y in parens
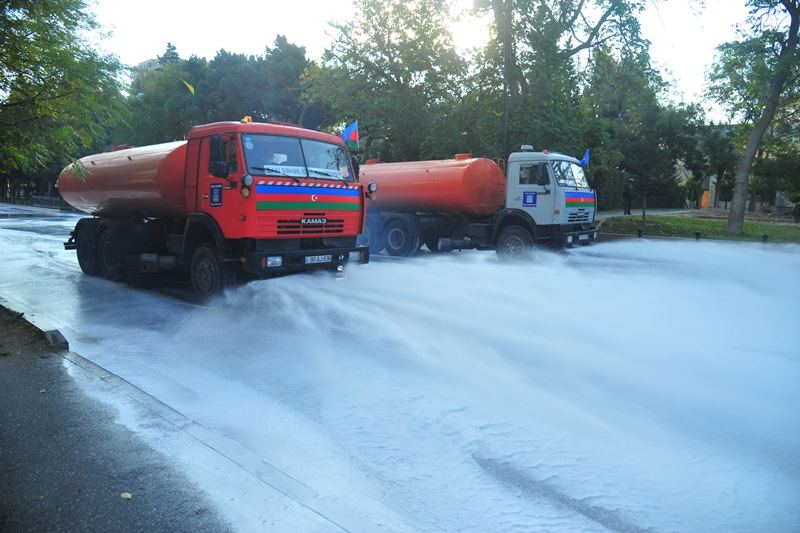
top-left (126, 36), bottom-right (311, 145)
top-left (579, 48), bottom-right (686, 209)
top-left (602, 215), bottom-right (800, 242)
top-left (307, 0), bottom-right (466, 161)
top-left (158, 42), bottom-right (181, 65)
top-left (0, 0), bottom-right (127, 176)
top-left (4, 0), bottom-right (783, 219)
top-left (707, 0), bottom-right (799, 232)
top-left (708, 8), bottom-right (800, 205)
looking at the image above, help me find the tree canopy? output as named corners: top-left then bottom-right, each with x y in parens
top-left (2, 0), bottom-right (797, 217)
top-left (708, 0), bottom-right (799, 232)
top-left (0, 0), bottom-right (126, 175)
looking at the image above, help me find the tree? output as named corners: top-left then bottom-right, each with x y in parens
top-left (126, 56), bottom-right (209, 145)
top-left (261, 36), bottom-right (309, 123)
top-left (702, 124), bottom-right (738, 207)
top-left (158, 42), bottom-right (180, 64)
top-left (471, 0), bottom-right (646, 155)
top-left (307, 0), bottom-right (466, 161)
top-left (579, 47), bottom-right (686, 210)
top-left (0, 0), bottom-right (126, 180)
top-left (708, 0), bottom-right (799, 233)
top-left (124, 36), bottom-right (311, 145)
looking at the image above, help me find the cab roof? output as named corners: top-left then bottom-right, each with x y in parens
top-left (187, 121), bottom-right (344, 145)
top-left (507, 151), bottom-right (581, 165)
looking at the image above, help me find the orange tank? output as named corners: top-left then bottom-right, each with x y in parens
top-left (359, 157), bottom-right (506, 217)
top-left (58, 141), bottom-right (188, 217)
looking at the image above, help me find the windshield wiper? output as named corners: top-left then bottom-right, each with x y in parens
top-left (308, 168), bottom-right (348, 182)
top-left (252, 166), bottom-right (300, 183)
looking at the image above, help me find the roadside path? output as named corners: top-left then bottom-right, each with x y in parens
top-left (0, 307), bottom-right (233, 533)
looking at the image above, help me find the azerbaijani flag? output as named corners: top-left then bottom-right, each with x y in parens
top-left (565, 191), bottom-right (595, 208)
top-left (341, 120), bottom-right (359, 152)
top-left (255, 183), bottom-right (361, 211)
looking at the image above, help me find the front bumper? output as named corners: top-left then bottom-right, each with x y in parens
top-left (561, 228), bottom-right (599, 247)
top-left (241, 245), bottom-right (369, 276)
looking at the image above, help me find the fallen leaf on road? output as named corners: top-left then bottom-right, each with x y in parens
top-left (120, 492), bottom-right (133, 500)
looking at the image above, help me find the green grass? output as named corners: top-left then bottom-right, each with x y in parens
top-left (601, 215), bottom-right (800, 243)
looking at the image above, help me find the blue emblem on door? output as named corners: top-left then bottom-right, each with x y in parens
top-left (523, 191), bottom-right (537, 207)
top-left (210, 183), bottom-right (222, 207)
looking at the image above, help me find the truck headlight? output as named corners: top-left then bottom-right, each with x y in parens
top-left (349, 251), bottom-right (361, 262)
top-left (267, 256), bottom-right (282, 267)
top-left (567, 235), bottom-right (573, 244)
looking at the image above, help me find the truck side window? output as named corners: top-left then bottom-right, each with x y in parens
top-left (520, 163), bottom-right (549, 186)
top-left (536, 163), bottom-right (550, 186)
top-left (226, 139), bottom-right (238, 173)
top-left (519, 164), bottom-right (536, 185)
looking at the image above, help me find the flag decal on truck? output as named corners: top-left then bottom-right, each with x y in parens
top-left (255, 184), bottom-right (360, 211)
top-left (565, 191), bottom-right (595, 208)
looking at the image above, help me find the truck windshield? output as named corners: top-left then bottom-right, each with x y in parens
top-left (243, 134), bottom-right (353, 181)
top-left (551, 160), bottom-right (589, 188)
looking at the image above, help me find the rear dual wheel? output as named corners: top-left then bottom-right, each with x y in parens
top-left (76, 229), bottom-right (100, 276)
top-left (98, 228), bottom-right (125, 281)
top-left (383, 217), bottom-right (420, 257)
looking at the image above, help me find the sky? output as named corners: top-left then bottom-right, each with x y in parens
top-left (89, 0), bottom-right (750, 120)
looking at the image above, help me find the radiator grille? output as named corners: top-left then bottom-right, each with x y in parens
top-left (567, 209), bottom-right (592, 223)
top-left (278, 216), bottom-right (345, 235)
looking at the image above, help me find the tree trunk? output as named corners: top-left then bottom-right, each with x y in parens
top-left (748, 193), bottom-right (758, 212)
top-left (727, 2), bottom-right (799, 234)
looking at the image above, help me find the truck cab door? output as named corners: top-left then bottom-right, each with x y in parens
top-left (196, 134), bottom-right (245, 237)
top-left (507, 161), bottom-right (556, 225)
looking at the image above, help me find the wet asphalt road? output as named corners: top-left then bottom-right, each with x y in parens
top-left (0, 335), bottom-right (232, 533)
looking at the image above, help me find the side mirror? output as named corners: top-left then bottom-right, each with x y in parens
top-left (351, 154), bottom-right (360, 181)
top-left (209, 134), bottom-right (229, 178)
top-left (210, 161), bottom-right (229, 178)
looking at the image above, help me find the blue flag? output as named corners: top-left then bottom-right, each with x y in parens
top-left (579, 148), bottom-right (590, 166)
top-left (341, 121), bottom-right (359, 151)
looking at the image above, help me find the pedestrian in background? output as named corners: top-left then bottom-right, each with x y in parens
top-left (622, 183), bottom-right (634, 215)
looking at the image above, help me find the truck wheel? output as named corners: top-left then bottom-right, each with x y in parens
top-left (76, 229), bottom-right (100, 276)
top-left (383, 217), bottom-right (420, 257)
top-left (360, 221), bottom-right (385, 254)
top-left (496, 225), bottom-right (534, 260)
top-left (98, 228), bottom-right (125, 281)
top-left (190, 243), bottom-right (237, 299)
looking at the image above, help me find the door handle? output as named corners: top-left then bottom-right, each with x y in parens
top-left (513, 196), bottom-right (521, 201)
top-left (201, 194), bottom-right (209, 200)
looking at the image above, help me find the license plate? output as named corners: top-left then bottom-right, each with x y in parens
top-left (305, 254), bottom-right (332, 265)
top-left (579, 234), bottom-right (589, 241)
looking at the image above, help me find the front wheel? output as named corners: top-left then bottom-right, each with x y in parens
top-left (190, 243), bottom-right (237, 300)
top-left (496, 225), bottom-right (535, 260)
top-left (360, 218), bottom-right (386, 255)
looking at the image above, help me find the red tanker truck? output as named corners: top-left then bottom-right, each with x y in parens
top-left (358, 147), bottom-right (598, 257)
top-left (58, 118), bottom-right (373, 298)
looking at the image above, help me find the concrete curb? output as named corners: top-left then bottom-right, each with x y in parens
top-left (0, 303), bottom-right (70, 351)
top-left (42, 328), bottom-right (70, 350)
